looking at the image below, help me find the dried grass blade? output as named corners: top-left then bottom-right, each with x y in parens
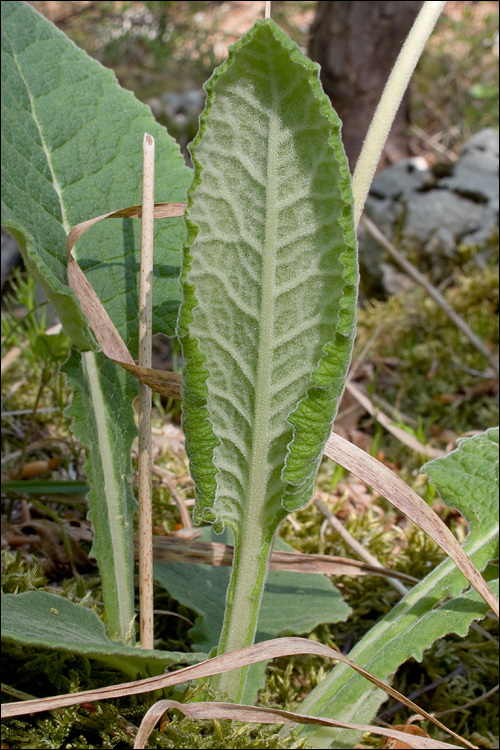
top-left (134, 699), bottom-right (465, 750)
top-left (0, 636), bottom-right (475, 747)
top-left (66, 202), bottom-right (185, 366)
top-left (324, 432), bottom-right (499, 616)
top-left (144, 536), bottom-right (418, 582)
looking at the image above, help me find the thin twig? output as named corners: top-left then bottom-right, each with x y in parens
top-left (409, 123), bottom-right (459, 161)
top-left (345, 380), bottom-right (445, 458)
top-left (378, 664), bottom-right (465, 721)
top-left (314, 496), bottom-right (409, 596)
top-left (138, 134), bottom-right (155, 649)
top-left (433, 684), bottom-right (499, 718)
top-left (265, 2), bottom-right (271, 20)
top-left (361, 214), bottom-right (499, 375)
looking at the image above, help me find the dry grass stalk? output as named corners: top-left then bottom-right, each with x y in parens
top-left (138, 133), bottom-right (155, 649)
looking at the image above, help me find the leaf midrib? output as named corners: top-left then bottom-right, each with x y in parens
top-left (246, 76), bottom-right (280, 539)
top-left (10, 41), bottom-right (70, 234)
top-left (82, 352), bottom-right (133, 641)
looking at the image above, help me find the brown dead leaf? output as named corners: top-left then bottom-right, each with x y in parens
top-left (382, 724), bottom-right (431, 749)
top-left (8, 457), bottom-right (61, 480)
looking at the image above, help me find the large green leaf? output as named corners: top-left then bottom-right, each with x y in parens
top-left (1, 1), bottom-right (191, 643)
top-left (1, 0), bottom-right (190, 351)
top-left (177, 18), bottom-right (357, 695)
top-left (1, 591), bottom-right (207, 679)
top-left (292, 428), bottom-right (499, 748)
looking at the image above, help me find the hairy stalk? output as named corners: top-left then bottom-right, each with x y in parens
top-left (212, 530), bottom-right (274, 700)
top-left (352, 0), bottom-right (446, 227)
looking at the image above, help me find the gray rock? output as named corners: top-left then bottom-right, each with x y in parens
top-left (369, 156), bottom-right (434, 200)
top-left (439, 127), bottom-right (499, 209)
top-left (402, 190), bottom-right (485, 253)
top-left (358, 129), bottom-right (499, 296)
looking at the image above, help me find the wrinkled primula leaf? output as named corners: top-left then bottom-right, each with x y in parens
top-left (177, 18), bottom-right (358, 693)
top-left (1, 591), bottom-right (206, 679)
top-left (179, 17), bottom-right (357, 526)
top-left (292, 428), bottom-right (499, 748)
top-left (1, 0), bottom-right (191, 642)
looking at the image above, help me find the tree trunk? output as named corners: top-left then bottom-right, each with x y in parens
top-left (308, 0), bottom-right (422, 170)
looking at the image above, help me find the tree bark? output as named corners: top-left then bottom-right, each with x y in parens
top-left (309, 1), bottom-right (422, 169)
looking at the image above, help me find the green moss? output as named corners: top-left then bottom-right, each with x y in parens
top-left (354, 265), bottom-right (499, 445)
top-left (1, 550), bottom-right (48, 593)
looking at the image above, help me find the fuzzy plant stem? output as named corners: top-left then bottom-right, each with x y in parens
top-left (138, 133), bottom-right (155, 649)
top-left (351, 0), bottom-right (447, 228)
top-left (212, 526), bottom-right (275, 701)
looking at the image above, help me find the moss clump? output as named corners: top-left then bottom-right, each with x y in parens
top-left (355, 264), bottom-right (498, 441)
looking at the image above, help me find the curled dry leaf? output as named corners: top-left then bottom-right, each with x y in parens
top-left (66, 201), bottom-right (186, 382)
top-left (117, 361), bottom-right (182, 399)
top-left (134, 699), bottom-right (461, 750)
top-left (324, 432), bottom-right (499, 617)
top-left (0, 636), bottom-right (474, 748)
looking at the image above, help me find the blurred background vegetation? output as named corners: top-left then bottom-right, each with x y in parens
top-left (27, 1), bottom-right (499, 158)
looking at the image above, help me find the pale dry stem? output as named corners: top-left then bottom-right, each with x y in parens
top-left (138, 133), bottom-right (155, 649)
